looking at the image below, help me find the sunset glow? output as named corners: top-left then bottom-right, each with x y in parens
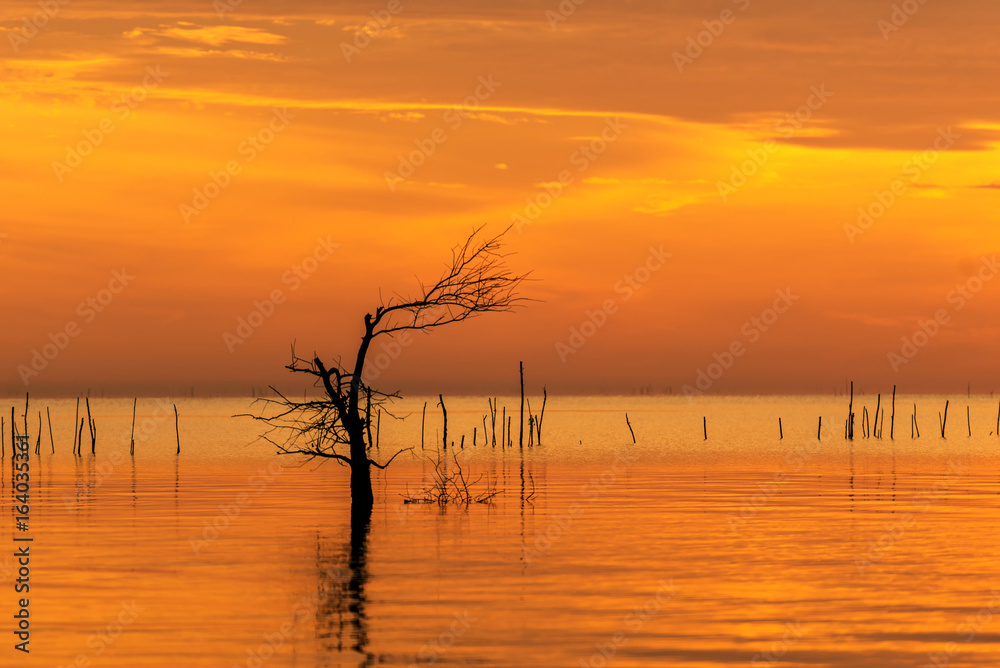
top-left (3, 0), bottom-right (999, 396)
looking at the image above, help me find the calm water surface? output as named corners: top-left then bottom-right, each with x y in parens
top-left (4, 394), bottom-right (1000, 667)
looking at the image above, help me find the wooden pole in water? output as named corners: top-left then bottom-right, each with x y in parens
top-left (35, 412), bottom-right (41, 455)
top-left (941, 400), bottom-right (949, 437)
top-left (914, 403), bottom-right (920, 438)
top-left (874, 394), bottom-right (881, 439)
top-left (365, 388), bottom-right (373, 449)
top-left (967, 405), bottom-right (971, 437)
top-left (72, 397), bottom-right (80, 455)
top-left (173, 404), bottom-right (180, 454)
top-left (703, 416), bottom-right (707, 440)
top-left (86, 397), bottom-right (95, 454)
top-left (460, 434), bottom-right (465, 449)
top-left (848, 381), bottom-right (854, 440)
top-left (482, 415), bottom-right (488, 446)
top-left (537, 387), bottom-right (547, 445)
top-left (996, 400), bottom-right (999, 435)
top-left (77, 418), bottom-right (84, 457)
top-left (507, 415), bottom-right (512, 447)
top-left (473, 427), bottom-right (477, 446)
top-left (890, 385), bottom-right (896, 440)
top-left (438, 394), bottom-right (448, 451)
top-left (130, 398), bottom-right (137, 456)
top-left (818, 416), bottom-right (822, 440)
top-left (625, 413), bottom-right (636, 444)
top-left (46, 406), bottom-right (55, 454)
top-left (519, 361), bottom-right (524, 449)
top-left (779, 418), bottom-right (783, 440)
top-left (421, 401), bottom-right (426, 450)
top-left (501, 406), bottom-right (506, 450)
top-left (376, 409), bottom-right (381, 449)
top-left (1, 416), bottom-right (4, 458)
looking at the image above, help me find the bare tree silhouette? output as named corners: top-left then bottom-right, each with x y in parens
top-left (247, 226), bottom-right (528, 516)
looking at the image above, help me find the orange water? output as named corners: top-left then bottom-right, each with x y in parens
top-left (3, 395), bottom-right (1000, 667)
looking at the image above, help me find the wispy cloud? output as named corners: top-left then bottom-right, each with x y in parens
top-left (125, 23), bottom-right (288, 46)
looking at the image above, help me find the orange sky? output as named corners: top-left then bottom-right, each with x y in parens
top-left (1, 0), bottom-right (999, 397)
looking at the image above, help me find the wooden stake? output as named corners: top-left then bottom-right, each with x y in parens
top-left (536, 387), bottom-right (547, 445)
top-left (473, 427), bottom-right (477, 446)
top-left (365, 387), bottom-right (373, 449)
top-left (72, 397), bottom-right (80, 455)
top-left (703, 416), bottom-right (707, 440)
top-left (86, 397), bottom-right (96, 454)
top-left (130, 398), bottom-right (137, 456)
top-left (625, 413), bottom-right (636, 443)
top-left (967, 405), bottom-right (971, 437)
top-left (914, 403), bottom-right (920, 438)
top-left (890, 385), bottom-right (896, 440)
top-left (817, 416), bottom-right (822, 440)
top-left (46, 406), bottom-right (55, 454)
top-left (874, 394), bottom-right (881, 439)
top-left (941, 400), bottom-right (949, 437)
top-left (779, 418), bottom-right (783, 440)
top-left (501, 406), bottom-right (506, 450)
top-left (848, 381), bottom-right (854, 440)
top-left (519, 361), bottom-right (524, 449)
top-left (77, 418), bottom-right (84, 457)
top-left (174, 404), bottom-right (180, 454)
top-left (376, 409), bottom-right (381, 449)
top-left (438, 394), bottom-right (448, 451)
top-left (421, 401), bottom-right (426, 450)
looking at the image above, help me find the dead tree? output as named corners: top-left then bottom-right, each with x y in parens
top-left (246, 226), bottom-right (528, 515)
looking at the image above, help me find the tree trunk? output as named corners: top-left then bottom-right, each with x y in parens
top-left (349, 427), bottom-right (373, 509)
